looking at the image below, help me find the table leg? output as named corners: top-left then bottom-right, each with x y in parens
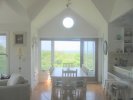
top-left (51, 84), bottom-right (55, 100)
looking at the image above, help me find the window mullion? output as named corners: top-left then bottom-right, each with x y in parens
top-left (80, 40), bottom-right (83, 68)
top-left (51, 41), bottom-right (54, 67)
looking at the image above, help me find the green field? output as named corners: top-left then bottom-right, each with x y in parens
top-left (41, 51), bottom-right (94, 70)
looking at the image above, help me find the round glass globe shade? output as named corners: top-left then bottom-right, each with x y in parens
top-left (63, 17), bottom-right (74, 28)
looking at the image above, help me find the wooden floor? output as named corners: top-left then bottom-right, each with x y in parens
top-left (31, 80), bottom-right (106, 100)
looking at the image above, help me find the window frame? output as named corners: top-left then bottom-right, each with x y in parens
top-left (39, 38), bottom-right (98, 72)
top-left (81, 38), bottom-right (98, 81)
top-left (40, 39), bottom-right (81, 71)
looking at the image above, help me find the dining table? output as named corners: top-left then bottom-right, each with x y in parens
top-left (50, 67), bottom-right (88, 100)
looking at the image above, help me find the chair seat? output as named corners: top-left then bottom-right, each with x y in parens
top-left (104, 80), bottom-right (129, 100)
top-left (54, 81), bottom-right (62, 86)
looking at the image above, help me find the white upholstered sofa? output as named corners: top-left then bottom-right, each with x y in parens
top-left (0, 73), bottom-right (30, 100)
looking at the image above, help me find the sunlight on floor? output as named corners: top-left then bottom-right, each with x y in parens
top-left (43, 73), bottom-right (52, 91)
top-left (45, 79), bottom-right (51, 87)
top-left (32, 83), bottom-right (105, 100)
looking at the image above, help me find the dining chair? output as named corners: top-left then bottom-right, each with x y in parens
top-left (81, 65), bottom-right (89, 75)
top-left (62, 69), bottom-right (77, 77)
top-left (76, 79), bottom-right (87, 100)
top-left (50, 67), bottom-right (62, 100)
top-left (60, 69), bottom-right (78, 100)
top-left (63, 63), bottom-right (74, 68)
top-left (49, 66), bottom-right (54, 75)
top-left (51, 78), bottom-right (62, 100)
top-left (104, 79), bottom-right (129, 100)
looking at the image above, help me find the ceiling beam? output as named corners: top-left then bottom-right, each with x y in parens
top-left (28, 0), bottom-right (49, 20)
top-left (92, 0), bottom-right (115, 22)
top-left (5, 0), bottom-right (27, 16)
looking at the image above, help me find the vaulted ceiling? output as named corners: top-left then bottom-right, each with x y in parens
top-left (0, 0), bottom-right (133, 30)
top-left (92, 0), bottom-right (116, 22)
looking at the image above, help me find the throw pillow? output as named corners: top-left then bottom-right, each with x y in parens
top-left (7, 73), bottom-right (25, 86)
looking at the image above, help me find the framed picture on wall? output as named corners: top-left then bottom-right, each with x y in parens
top-left (15, 34), bottom-right (24, 44)
top-left (14, 32), bottom-right (26, 45)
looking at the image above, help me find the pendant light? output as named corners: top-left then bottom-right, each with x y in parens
top-left (62, 0), bottom-right (74, 28)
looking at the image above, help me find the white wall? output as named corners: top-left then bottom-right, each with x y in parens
top-left (101, 25), bottom-right (108, 86)
top-left (98, 38), bottom-right (103, 83)
top-left (30, 26), bottom-right (39, 89)
top-left (0, 23), bottom-right (31, 83)
top-left (39, 9), bottom-right (100, 38)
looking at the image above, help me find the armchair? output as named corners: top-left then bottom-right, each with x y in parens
top-left (0, 74), bottom-right (30, 100)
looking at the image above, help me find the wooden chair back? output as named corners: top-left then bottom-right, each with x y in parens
top-left (62, 69), bottom-right (77, 77)
top-left (63, 63), bottom-right (74, 68)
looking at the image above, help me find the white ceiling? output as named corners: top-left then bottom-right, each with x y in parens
top-left (0, 0), bottom-right (133, 29)
top-left (31, 0), bottom-right (107, 31)
top-left (92, 0), bottom-right (116, 22)
top-left (111, 9), bottom-right (133, 26)
top-left (17, 0), bottom-right (38, 9)
top-left (0, 0), bottom-right (28, 24)
top-left (17, 0), bottom-right (49, 19)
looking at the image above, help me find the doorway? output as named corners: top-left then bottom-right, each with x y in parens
top-left (82, 40), bottom-right (97, 82)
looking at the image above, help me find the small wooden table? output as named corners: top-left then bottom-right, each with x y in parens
top-left (51, 67), bottom-right (88, 100)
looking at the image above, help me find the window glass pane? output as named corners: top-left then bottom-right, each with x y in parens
top-left (0, 35), bottom-right (7, 74)
top-left (41, 41), bottom-right (51, 70)
top-left (0, 55), bottom-right (8, 74)
top-left (54, 41), bottom-right (80, 67)
top-left (0, 36), bottom-right (6, 54)
top-left (84, 41), bottom-right (88, 67)
top-left (83, 41), bottom-right (95, 77)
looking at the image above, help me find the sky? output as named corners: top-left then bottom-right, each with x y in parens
top-left (41, 41), bottom-right (95, 52)
top-left (54, 41), bottom-right (80, 52)
top-left (0, 36), bottom-right (6, 47)
top-left (41, 41), bottom-right (80, 52)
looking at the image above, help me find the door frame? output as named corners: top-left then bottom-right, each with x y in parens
top-left (81, 38), bottom-right (98, 82)
top-left (40, 38), bottom-right (98, 82)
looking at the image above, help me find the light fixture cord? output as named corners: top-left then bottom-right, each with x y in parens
top-left (66, 0), bottom-right (71, 8)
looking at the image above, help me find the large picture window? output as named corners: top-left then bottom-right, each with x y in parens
top-left (41, 41), bottom-right (52, 70)
top-left (41, 40), bottom-right (80, 70)
top-left (40, 39), bottom-right (97, 77)
top-left (54, 41), bottom-right (80, 67)
top-left (0, 34), bottom-right (8, 74)
top-left (40, 39), bottom-right (97, 81)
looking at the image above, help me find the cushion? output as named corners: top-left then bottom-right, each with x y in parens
top-left (7, 73), bottom-right (25, 86)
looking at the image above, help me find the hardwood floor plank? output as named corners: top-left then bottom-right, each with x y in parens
top-left (31, 81), bottom-right (105, 100)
